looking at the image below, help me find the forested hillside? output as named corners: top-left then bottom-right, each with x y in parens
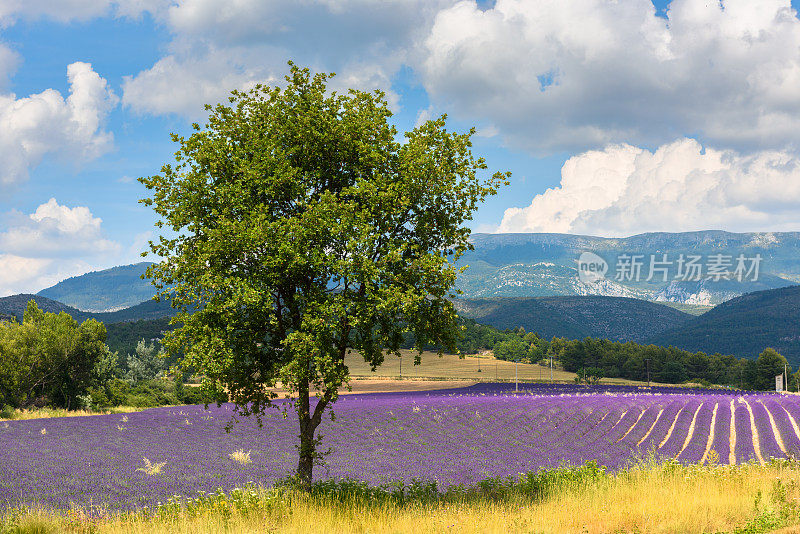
top-left (0, 295), bottom-right (175, 325)
top-left (104, 317), bottom-right (175, 356)
top-left (454, 296), bottom-right (691, 343)
top-left (0, 294), bottom-right (87, 321)
top-left (649, 285), bottom-right (800, 364)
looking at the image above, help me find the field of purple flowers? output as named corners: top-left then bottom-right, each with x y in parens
top-left (2, 383), bottom-right (799, 511)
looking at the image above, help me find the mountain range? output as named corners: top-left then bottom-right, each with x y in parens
top-left (456, 231), bottom-right (800, 305)
top-left (3, 230), bottom-right (800, 364)
top-left (30, 231), bottom-right (800, 312)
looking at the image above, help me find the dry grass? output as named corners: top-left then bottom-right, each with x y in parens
top-left (0, 405), bottom-right (140, 422)
top-left (7, 461), bottom-right (800, 533)
top-left (134, 458), bottom-right (167, 476)
top-left (345, 349), bottom-right (662, 386)
top-left (228, 449), bottom-right (252, 465)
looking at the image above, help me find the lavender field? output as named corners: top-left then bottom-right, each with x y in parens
top-left (2, 383), bottom-right (800, 511)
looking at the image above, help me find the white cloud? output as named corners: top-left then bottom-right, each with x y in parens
top-left (0, 255), bottom-right (93, 297)
top-left (0, 0), bottom-right (170, 26)
top-left (0, 199), bottom-right (123, 297)
top-left (122, 47), bottom-right (275, 118)
top-left (0, 0), bottom-right (113, 25)
top-left (0, 42), bottom-right (18, 90)
top-left (1, 198), bottom-right (120, 257)
top-left (0, 62), bottom-right (118, 188)
top-left (122, 0), bottom-right (455, 118)
top-left (420, 0), bottom-right (800, 154)
top-left (499, 138), bottom-right (800, 236)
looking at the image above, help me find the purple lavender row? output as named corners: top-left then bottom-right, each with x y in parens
top-left (710, 399), bottom-right (733, 463)
top-left (676, 401), bottom-right (716, 463)
top-left (778, 397), bottom-right (800, 448)
top-left (617, 403), bottom-right (662, 447)
top-left (657, 399), bottom-right (703, 457)
top-left (733, 402), bottom-right (757, 464)
top-left (761, 398), bottom-right (800, 455)
top-left (748, 400), bottom-right (784, 461)
top-left (561, 397), bottom-right (661, 468)
top-left (636, 399), bottom-right (685, 453)
top-left (535, 396), bottom-right (631, 468)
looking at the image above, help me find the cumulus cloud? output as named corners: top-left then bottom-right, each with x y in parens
top-left (420, 0), bottom-right (800, 154)
top-left (0, 199), bottom-right (122, 297)
top-left (122, 0), bottom-right (454, 118)
top-left (0, 62), bottom-right (118, 188)
top-left (0, 198), bottom-right (120, 257)
top-left (499, 138), bottom-right (800, 236)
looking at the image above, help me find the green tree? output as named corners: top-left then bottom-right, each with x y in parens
top-left (659, 360), bottom-right (686, 384)
top-left (755, 348), bottom-right (790, 391)
top-left (126, 339), bottom-right (167, 382)
top-left (492, 337), bottom-right (528, 362)
top-left (140, 63), bottom-right (507, 488)
top-left (0, 301), bottom-right (113, 409)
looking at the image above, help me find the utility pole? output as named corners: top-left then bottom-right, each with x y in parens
top-left (399, 354), bottom-right (402, 378)
top-left (785, 364), bottom-right (789, 393)
top-left (645, 358), bottom-right (651, 387)
top-left (515, 358), bottom-right (519, 392)
top-left (550, 353), bottom-right (553, 383)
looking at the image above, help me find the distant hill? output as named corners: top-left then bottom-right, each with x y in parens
top-left (37, 263), bottom-right (155, 312)
top-left (454, 296), bottom-right (692, 343)
top-left (94, 299), bottom-right (177, 323)
top-left (0, 294), bottom-right (176, 324)
top-left (648, 285), bottom-right (800, 365)
top-left (456, 231), bottom-right (800, 304)
top-left (0, 294), bottom-right (87, 321)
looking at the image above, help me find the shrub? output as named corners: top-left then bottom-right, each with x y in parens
top-left (180, 385), bottom-right (219, 406)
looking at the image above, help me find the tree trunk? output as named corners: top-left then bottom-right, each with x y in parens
top-left (297, 425), bottom-right (315, 490)
top-left (296, 382), bottom-right (315, 491)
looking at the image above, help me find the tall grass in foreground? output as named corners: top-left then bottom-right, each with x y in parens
top-left (4, 459), bottom-right (800, 533)
top-left (0, 406), bottom-right (143, 421)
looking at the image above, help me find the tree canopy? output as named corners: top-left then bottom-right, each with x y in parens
top-left (0, 301), bottom-right (114, 409)
top-left (140, 63), bottom-right (507, 486)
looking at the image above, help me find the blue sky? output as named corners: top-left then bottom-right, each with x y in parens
top-left (1, 0), bottom-right (800, 295)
